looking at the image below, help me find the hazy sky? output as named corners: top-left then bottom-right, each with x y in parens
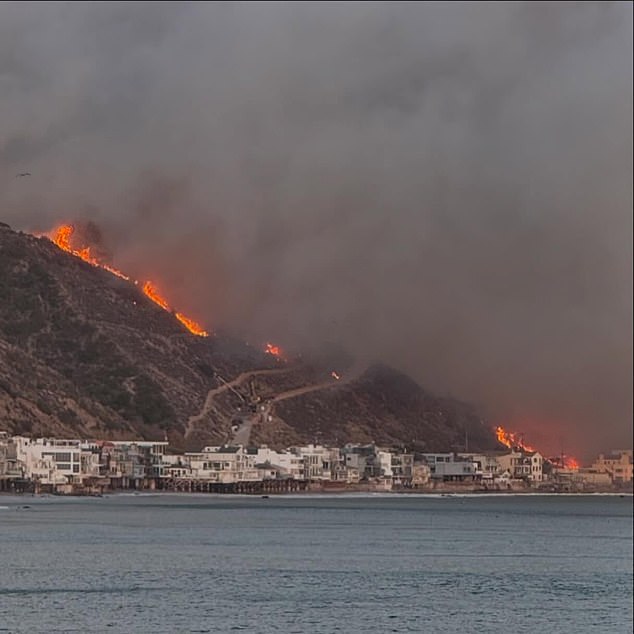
top-left (1, 2), bottom-right (632, 458)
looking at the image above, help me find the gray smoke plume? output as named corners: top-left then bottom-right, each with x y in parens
top-left (1, 2), bottom-right (631, 459)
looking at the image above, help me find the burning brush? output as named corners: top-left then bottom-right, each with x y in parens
top-left (44, 223), bottom-right (208, 337)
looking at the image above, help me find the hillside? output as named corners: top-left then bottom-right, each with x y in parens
top-left (0, 222), bottom-right (500, 452)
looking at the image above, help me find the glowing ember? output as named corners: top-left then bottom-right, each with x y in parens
top-left (331, 371), bottom-right (340, 380)
top-left (264, 343), bottom-right (283, 358)
top-left (44, 223), bottom-right (208, 337)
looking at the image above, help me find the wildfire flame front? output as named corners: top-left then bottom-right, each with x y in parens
top-left (496, 425), bottom-right (579, 469)
top-left (44, 224), bottom-right (208, 337)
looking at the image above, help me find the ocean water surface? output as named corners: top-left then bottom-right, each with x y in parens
top-left (0, 493), bottom-right (631, 633)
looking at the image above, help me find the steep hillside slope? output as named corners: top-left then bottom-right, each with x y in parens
top-left (263, 364), bottom-right (495, 451)
top-left (0, 222), bottom-right (276, 446)
top-left (0, 222), bottom-right (500, 452)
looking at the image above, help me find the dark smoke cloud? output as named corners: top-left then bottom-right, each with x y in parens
top-left (1, 2), bottom-right (631, 459)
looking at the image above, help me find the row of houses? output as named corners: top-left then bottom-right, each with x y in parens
top-left (0, 432), bottom-right (168, 491)
top-left (0, 431), bottom-right (541, 492)
top-left (1, 431), bottom-right (631, 493)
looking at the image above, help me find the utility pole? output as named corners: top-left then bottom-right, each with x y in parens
top-left (560, 436), bottom-right (565, 469)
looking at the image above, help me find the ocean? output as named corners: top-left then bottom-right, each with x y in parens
top-left (0, 493), bottom-right (632, 633)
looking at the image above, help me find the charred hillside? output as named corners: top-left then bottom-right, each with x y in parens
top-left (0, 222), bottom-right (499, 452)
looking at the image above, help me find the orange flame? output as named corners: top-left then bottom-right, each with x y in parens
top-left (44, 224), bottom-right (208, 337)
top-left (547, 454), bottom-right (581, 471)
top-left (175, 312), bottom-right (208, 338)
top-left (497, 425), bottom-right (580, 468)
top-left (139, 281), bottom-right (208, 337)
top-left (50, 224), bottom-right (129, 280)
top-left (264, 343), bottom-right (283, 358)
top-left (142, 281), bottom-right (170, 311)
top-left (495, 426), bottom-right (535, 451)
top-left (52, 224), bottom-right (73, 252)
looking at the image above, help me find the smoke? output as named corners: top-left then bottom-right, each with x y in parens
top-left (1, 2), bottom-right (631, 459)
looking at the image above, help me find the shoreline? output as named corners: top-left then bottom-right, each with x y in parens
top-left (2, 488), bottom-right (631, 499)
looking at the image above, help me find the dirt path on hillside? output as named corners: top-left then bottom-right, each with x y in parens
top-left (231, 366), bottom-right (366, 447)
top-left (184, 367), bottom-right (292, 438)
top-left (272, 363), bottom-right (367, 404)
top-left (187, 362), bottom-right (368, 444)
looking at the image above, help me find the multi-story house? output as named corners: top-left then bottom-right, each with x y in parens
top-left (458, 453), bottom-right (503, 480)
top-left (418, 452), bottom-right (479, 482)
top-left (13, 437), bottom-right (83, 485)
top-left (1, 432), bottom-right (24, 489)
top-left (497, 450), bottom-right (543, 482)
top-left (591, 450), bottom-right (633, 484)
top-left (250, 446), bottom-right (304, 480)
top-left (187, 445), bottom-right (260, 483)
top-left (98, 442), bottom-right (146, 487)
top-left (162, 453), bottom-right (192, 480)
top-left (290, 444), bottom-right (341, 481)
top-left (110, 441), bottom-right (168, 479)
top-left (390, 451), bottom-right (414, 485)
top-left (340, 444), bottom-right (380, 481)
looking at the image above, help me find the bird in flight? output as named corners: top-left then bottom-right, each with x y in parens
top-left (15, 172), bottom-right (31, 177)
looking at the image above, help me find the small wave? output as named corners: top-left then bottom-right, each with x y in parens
top-left (0, 586), bottom-right (164, 596)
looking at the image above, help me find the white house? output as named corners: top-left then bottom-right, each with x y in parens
top-left (187, 445), bottom-right (260, 483)
top-left (13, 437), bottom-right (83, 485)
top-left (251, 446), bottom-right (304, 480)
top-left (290, 444), bottom-right (341, 480)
